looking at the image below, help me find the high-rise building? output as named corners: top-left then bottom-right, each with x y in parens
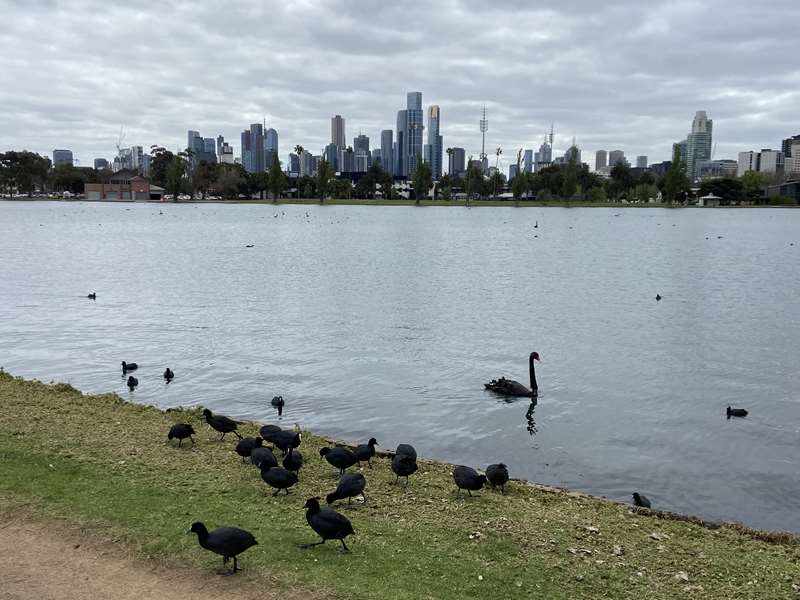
top-left (685, 110), bottom-right (713, 180)
top-left (426, 105), bottom-right (442, 180)
top-left (371, 149), bottom-right (382, 166)
top-left (565, 144), bottom-right (581, 164)
top-left (53, 149), bottom-right (73, 167)
top-left (340, 147), bottom-right (355, 173)
top-left (324, 143), bottom-right (339, 172)
top-left (288, 153), bottom-right (300, 175)
top-left (380, 130), bottom-right (393, 174)
top-left (354, 134), bottom-right (370, 154)
top-left (130, 146), bottom-right (145, 172)
top-left (354, 151), bottom-right (369, 173)
top-left (331, 115), bottom-right (345, 151)
top-left (406, 92), bottom-right (424, 176)
top-left (241, 124), bottom-right (265, 173)
top-left (698, 159), bottom-right (738, 179)
top-left (509, 164), bottom-right (519, 180)
top-left (264, 128), bottom-right (278, 168)
top-left (595, 150), bottom-right (607, 171)
top-left (737, 151), bottom-right (760, 177)
top-left (448, 147), bottom-right (466, 176)
top-left (758, 149), bottom-right (784, 174)
top-left (93, 158), bottom-right (109, 170)
top-left (636, 155), bottom-right (648, 169)
top-left (395, 109), bottom-right (407, 177)
top-left (608, 150), bottom-right (625, 167)
top-left (524, 149), bottom-right (533, 173)
top-left (533, 136), bottom-right (552, 172)
top-left (785, 142), bottom-right (800, 175)
top-left (781, 134), bottom-right (800, 158)
top-left (300, 150), bottom-right (314, 177)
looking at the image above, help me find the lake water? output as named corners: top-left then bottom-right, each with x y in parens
top-left (1, 201), bottom-right (798, 532)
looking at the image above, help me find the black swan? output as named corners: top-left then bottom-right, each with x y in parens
top-left (167, 423), bottom-right (195, 447)
top-left (485, 352), bottom-right (540, 397)
top-left (271, 395), bottom-right (284, 416)
top-left (189, 522), bottom-right (257, 574)
top-left (300, 498), bottom-right (355, 553)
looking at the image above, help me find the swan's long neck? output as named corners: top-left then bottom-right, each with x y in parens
top-left (529, 356), bottom-right (538, 394)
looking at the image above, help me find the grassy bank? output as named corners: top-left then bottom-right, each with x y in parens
top-left (1, 371), bottom-right (798, 599)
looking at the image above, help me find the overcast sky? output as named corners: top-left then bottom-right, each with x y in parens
top-left (1, 0), bottom-right (798, 170)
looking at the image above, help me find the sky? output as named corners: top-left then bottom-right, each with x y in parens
top-left (1, 0), bottom-right (799, 171)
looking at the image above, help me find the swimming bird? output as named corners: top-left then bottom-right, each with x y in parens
top-left (202, 409), bottom-right (242, 440)
top-left (167, 423), bottom-right (195, 447)
top-left (453, 466), bottom-right (486, 498)
top-left (259, 424), bottom-right (282, 444)
top-left (354, 438), bottom-right (378, 467)
top-left (245, 244), bottom-right (254, 248)
top-left (235, 437), bottom-right (262, 462)
top-left (273, 430), bottom-right (301, 455)
top-left (189, 522), bottom-right (257, 574)
top-left (121, 361), bottom-right (138, 374)
top-left (87, 292), bottom-right (96, 300)
top-left (163, 368), bottom-right (174, 383)
top-left (391, 453), bottom-right (418, 486)
top-left (319, 447), bottom-right (358, 475)
top-left (282, 447), bottom-right (304, 472)
top-left (126, 375), bottom-right (138, 391)
top-left (260, 464), bottom-right (298, 495)
top-left (250, 446), bottom-right (278, 469)
top-left (534, 220), bottom-right (538, 228)
top-left (486, 463), bottom-right (509, 493)
top-left (326, 473), bottom-right (367, 505)
top-left (300, 498), bottom-right (355, 554)
top-left (271, 395), bottom-right (284, 416)
top-left (656, 294), bottom-right (662, 301)
top-left (632, 492), bottom-right (651, 508)
top-left (485, 352), bottom-right (540, 398)
top-left (726, 406), bottom-right (748, 419)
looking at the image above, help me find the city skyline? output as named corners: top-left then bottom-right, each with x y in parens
top-left (1, 1), bottom-right (798, 169)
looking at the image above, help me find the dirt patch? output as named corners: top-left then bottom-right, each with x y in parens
top-left (0, 512), bottom-right (316, 600)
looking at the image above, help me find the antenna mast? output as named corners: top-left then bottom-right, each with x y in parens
top-left (479, 106), bottom-right (488, 161)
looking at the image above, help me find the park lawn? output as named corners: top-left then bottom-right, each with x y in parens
top-left (0, 371), bottom-right (797, 599)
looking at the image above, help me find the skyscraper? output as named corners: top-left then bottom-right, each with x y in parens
top-left (241, 123), bottom-right (265, 173)
top-left (782, 134), bottom-right (800, 158)
top-left (380, 130), bottom-right (393, 174)
top-left (265, 128), bottom-right (279, 168)
top-left (608, 150), bottom-right (626, 167)
top-left (324, 143), bottom-right (338, 172)
top-left (636, 155), bottom-right (648, 169)
top-left (53, 149), bottom-right (73, 167)
top-left (737, 151), bottom-right (759, 177)
top-left (288, 153), bottom-right (300, 174)
top-left (354, 134), bottom-right (370, 154)
top-left (93, 158), bottom-right (109, 170)
top-left (331, 115), bottom-right (345, 151)
top-left (448, 147), bottom-right (465, 176)
top-left (426, 105), bottom-right (442, 180)
top-left (406, 92), bottom-right (424, 176)
top-left (371, 149), bottom-right (382, 166)
top-left (395, 109), bottom-right (407, 177)
top-left (685, 110), bottom-right (713, 180)
top-left (595, 150), bottom-right (607, 171)
top-left (524, 149), bottom-right (533, 173)
top-left (533, 136), bottom-right (552, 172)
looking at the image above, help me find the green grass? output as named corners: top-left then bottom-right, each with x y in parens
top-left (1, 371), bottom-right (798, 599)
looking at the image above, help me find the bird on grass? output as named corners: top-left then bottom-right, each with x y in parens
top-left (121, 361), bottom-right (138, 374)
top-left (326, 473), bottom-right (367, 505)
top-left (235, 437), bottom-right (263, 462)
top-left (167, 423), bottom-right (195, 447)
top-left (250, 445), bottom-right (278, 469)
top-left (260, 464), bottom-right (298, 496)
top-left (391, 453), bottom-right (418, 486)
top-left (259, 424), bottom-right (282, 444)
top-left (453, 466), bottom-right (486, 498)
top-left (189, 522), bottom-right (257, 575)
top-left (163, 368), bottom-right (174, 383)
top-left (126, 375), bottom-right (138, 392)
top-left (727, 406), bottom-right (748, 419)
top-left (271, 395), bottom-right (284, 416)
top-left (202, 409), bottom-right (243, 440)
top-left (354, 438), bottom-right (378, 467)
top-left (395, 443), bottom-right (417, 461)
top-left (282, 447), bottom-right (303, 473)
top-left (632, 492), bottom-right (651, 508)
top-left (273, 430), bottom-right (301, 455)
top-left (486, 463), bottom-right (509, 493)
top-left (300, 498), bottom-right (355, 554)
top-left (320, 447), bottom-right (358, 476)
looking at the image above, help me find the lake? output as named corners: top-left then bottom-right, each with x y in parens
top-left (1, 200), bottom-right (798, 532)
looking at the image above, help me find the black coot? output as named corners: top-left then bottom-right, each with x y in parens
top-left (121, 361), bottom-right (138, 374)
top-left (453, 466), bottom-right (486, 498)
top-left (87, 292), bottom-right (96, 300)
top-left (163, 368), bottom-right (174, 383)
top-left (354, 438), bottom-right (378, 467)
top-left (202, 409), bottom-right (242, 440)
top-left (189, 522), bottom-right (257, 574)
top-left (395, 443), bottom-right (417, 461)
top-left (273, 430), bottom-right (301, 455)
top-left (486, 463), bottom-right (509, 493)
top-left (632, 492), bottom-right (651, 508)
top-left (283, 447), bottom-right (304, 472)
top-left (326, 473), bottom-right (367, 505)
top-left (126, 375), bottom-right (138, 391)
top-left (300, 498), bottom-right (355, 553)
top-left (235, 437), bottom-right (262, 462)
top-left (391, 453), bottom-right (418, 486)
top-left (726, 406), bottom-right (748, 419)
top-left (167, 423), bottom-right (195, 447)
top-left (320, 447), bottom-right (358, 475)
top-left (259, 424), bottom-right (282, 444)
top-left (260, 465), bottom-right (298, 496)
top-left (250, 446), bottom-right (278, 469)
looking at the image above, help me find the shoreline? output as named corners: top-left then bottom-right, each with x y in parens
top-left (1, 371), bottom-right (799, 599)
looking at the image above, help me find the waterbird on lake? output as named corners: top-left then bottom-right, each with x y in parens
top-left (202, 408), bottom-right (242, 440)
top-left (245, 244), bottom-right (254, 248)
top-left (320, 447), bottom-right (358, 475)
top-left (453, 466), bottom-right (487, 498)
top-left (727, 406), bottom-right (749, 419)
top-left (485, 352), bottom-right (540, 398)
top-left (656, 294), bottom-right (662, 301)
top-left (632, 492), bottom-right (651, 508)
top-left (121, 361), bottom-right (138, 374)
top-left (300, 498), bottom-right (355, 554)
top-left (189, 522), bottom-right (257, 574)
top-left (163, 368), bottom-right (174, 383)
top-left (283, 447), bottom-right (303, 472)
top-left (260, 464), bottom-right (298, 495)
top-left (87, 292), bottom-right (96, 300)
top-left (271, 395), bottom-right (284, 416)
top-left (126, 375), bottom-right (138, 391)
top-left (534, 220), bottom-right (538, 228)
top-left (235, 437), bottom-right (262, 462)
top-left (167, 423), bottom-right (195, 447)
top-left (250, 446), bottom-right (278, 469)
top-left (354, 438), bottom-right (378, 467)
top-left (326, 473), bottom-right (367, 505)
top-left (486, 463), bottom-right (509, 493)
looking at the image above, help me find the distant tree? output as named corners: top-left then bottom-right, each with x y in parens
top-left (316, 159), bottom-right (334, 202)
top-left (294, 144), bottom-right (304, 159)
top-left (438, 173), bottom-right (453, 201)
top-left (332, 177), bottom-right (352, 199)
top-left (165, 154), bottom-right (187, 201)
top-left (297, 174), bottom-right (316, 199)
top-left (588, 186), bottom-right (607, 202)
top-left (609, 162), bottom-right (633, 199)
top-left (193, 160), bottom-right (217, 200)
top-left (215, 164), bottom-right (246, 199)
top-left (740, 170), bottom-right (768, 203)
top-left (268, 154), bottom-right (287, 201)
top-left (663, 146), bottom-right (688, 204)
top-left (464, 160), bottom-right (483, 203)
top-left (562, 156), bottom-right (579, 201)
top-left (412, 158), bottom-right (432, 204)
top-left (699, 177), bottom-right (744, 202)
top-left (149, 146), bottom-right (175, 188)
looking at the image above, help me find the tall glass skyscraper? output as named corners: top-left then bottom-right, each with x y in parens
top-left (426, 105), bottom-right (442, 180)
top-left (685, 110), bottom-right (713, 180)
top-left (406, 92), bottom-right (424, 176)
top-left (380, 130), bottom-right (393, 174)
top-left (241, 124), bottom-right (265, 173)
top-left (265, 128), bottom-right (279, 167)
top-left (331, 115), bottom-right (345, 150)
top-left (395, 109), bottom-right (407, 177)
